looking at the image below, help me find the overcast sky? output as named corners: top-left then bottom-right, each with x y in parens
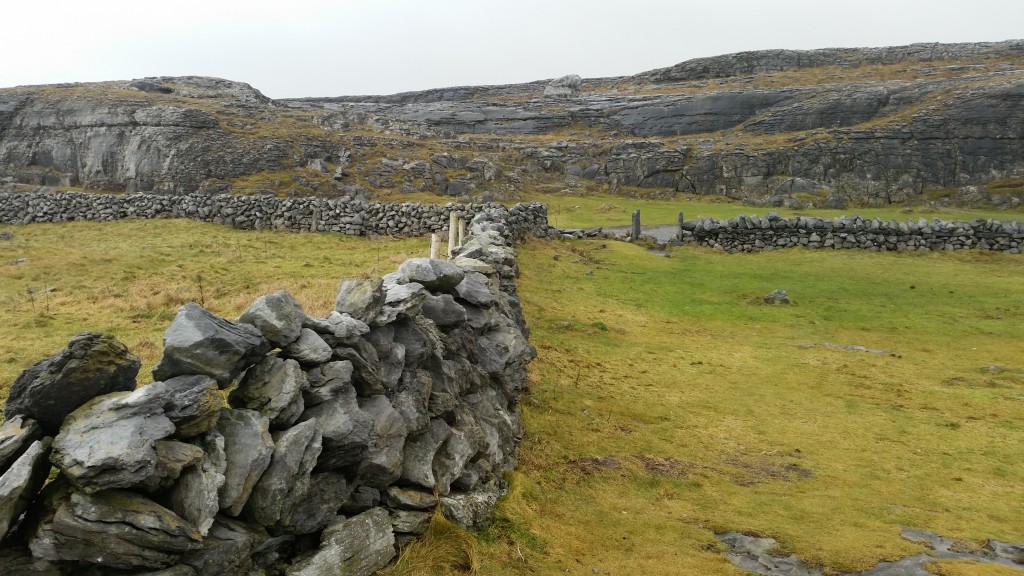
top-left (2, 0), bottom-right (1022, 99)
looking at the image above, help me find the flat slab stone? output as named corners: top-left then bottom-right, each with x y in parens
top-left (285, 507), bottom-right (395, 576)
top-left (238, 290), bottom-right (305, 348)
top-left (397, 258), bottom-right (465, 292)
top-left (0, 437), bottom-right (52, 541)
top-left (0, 415), bottom-right (43, 473)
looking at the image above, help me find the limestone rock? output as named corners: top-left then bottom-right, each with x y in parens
top-left (0, 543), bottom-right (71, 575)
top-left (391, 509), bottom-right (432, 535)
top-left (454, 271), bottom-right (496, 307)
top-left (299, 384), bottom-right (371, 469)
top-left (401, 418), bottom-right (451, 489)
top-left (434, 428), bottom-right (476, 495)
top-left (216, 409), bottom-right (274, 516)
top-left (285, 508), bottom-right (395, 576)
top-left (146, 375), bottom-right (225, 438)
top-left (245, 419), bottom-right (322, 527)
top-left (0, 415), bottom-right (43, 473)
top-left (355, 395), bottom-right (408, 488)
top-left (334, 278), bottom-right (385, 324)
top-left (0, 438), bottom-right (52, 542)
top-left (281, 328), bottom-right (332, 365)
top-left (332, 339), bottom-right (389, 397)
top-left (168, 431), bottom-right (226, 537)
top-left (153, 303), bottom-right (271, 386)
top-left (374, 282), bottom-right (427, 325)
top-left (139, 440), bottom-right (204, 493)
top-left (384, 485), bottom-right (438, 510)
top-left (453, 256), bottom-right (496, 274)
top-left (237, 290), bottom-right (305, 348)
top-left (303, 311), bottom-right (369, 343)
top-left (277, 471), bottom-right (352, 535)
top-left (342, 486), bottom-right (381, 515)
top-left (51, 388), bottom-right (177, 493)
top-left (440, 481), bottom-right (503, 531)
top-left (397, 258), bottom-right (465, 292)
top-left (543, 74), bottom-right (582, 99)
top-left (764, 289), bottom-right (791, 304)
top-left (4, 332), bottom-right (140, 434)
top-left (29, 488), bottom-right (203, 570)
top-left (302, 360), bottom-right (354, 407)
top-left (421, 293), bottom-right (468, 326)
top-left (181, 516), bottom-right (267, 576)
top-left (230, 354), bottom-right (306, 429)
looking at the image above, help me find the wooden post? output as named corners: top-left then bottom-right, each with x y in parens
top-left (430, 233), bottom-right (441, 259)
top-left (677, 212), bottom-right (685, 242)
top-left (631, 209), bottom-right (641, 240)
top-left (458, 217), bottom-right (466, 248)
top-left (448, 211), bottom-right (459, 258)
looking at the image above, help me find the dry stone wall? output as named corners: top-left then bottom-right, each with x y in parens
top-left (0, 205), bottom-right (536, 575)
top-left (682, 213), bottom-right (1023, 253)
top-left (0, 190), bottom-right (549, 240)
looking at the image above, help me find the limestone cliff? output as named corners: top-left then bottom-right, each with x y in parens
top-left (2, 41), bottom-right (1023, 207)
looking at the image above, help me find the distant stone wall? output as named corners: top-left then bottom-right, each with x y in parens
top-left (0, 190), bottom-right (549, 241)
top-left (682, 214), bottom-right (1023, 253)
top-left (0, 206), bottom-right (535, 575)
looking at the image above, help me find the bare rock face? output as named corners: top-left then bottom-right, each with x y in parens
top-left (153, 303), bottom-right (271, 387)
top-left (29, 486), bottom-right (203, 570)
top-left (168, 431), bottom-right (227, 537)
top-left (4, 332), bottom-right (140, 434)
top-left (401, 418), bottom-right (451, 489)
top-left (355, 396), bottom-right (408, 488)
top-left (281, 329), bottom-right (332, 365)
top-left (440, 481), bottom-right (503, 531)
top-left (299, 384), bottom-right (371, 470)
top-left (0, 438), bottom-right (52, 541)
top-left (245, 419), bottom-right (322, 527)
top-left (285, 508), bottom-right (395, 576)
top-left (276, 471), bottom-right (352, 535)
top-left (237, 291), bottom-right (306, 348)
top-left (146, 375), bottom-right (225, 439)
top-left (181, 516), bottom-right (267, 576)
top-left (301, 360), bottom-right (354, 407)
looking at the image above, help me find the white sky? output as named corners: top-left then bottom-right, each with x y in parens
top-left (2, 0), bottom-right (1022, 99)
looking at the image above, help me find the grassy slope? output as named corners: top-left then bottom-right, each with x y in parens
top-left (1, 220), bottom-right (1022, 575)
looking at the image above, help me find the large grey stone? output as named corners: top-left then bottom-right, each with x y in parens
top-left (216, 409), bottom-right (274, 516)
top-left (0, 415), bottom-right (43, 473)
top-left (146, 375), bottom-right (224, 439)
top-left (29, 488), bottom-right (203, 570)
top-left (181, 516), bottom-right (267, 576)
top-left (355, 395), bottom-right (408, 488)
top-left (384, 485), bottom-right (438, 510)
top-left (334, 278), bottom-right (385, 324)
top-left (168, 431), bottom-right (226, 537)
top-left (440, 481), bottom-right (503, 531)
top-left (421, 293), bottom-right (468, 326)
top-left (281, 328), bottom-right (332, 365)
top-left (276, 471), bottom-right (352, 535)
top-left (374, 282), bottom-right (427, 325)
top-left (543, 74), bottom-right (582, 99)
top-left (303, 311), bottom-right (370, 343)
top-left (434, 428), bottom-right (476, 496)
top-left (245, 419), bottom-right (322, 527)
top-left (454, 271), bottom-right (496, 307)
top-left (364, 325), bottom-right (406, 391)
top-left (0, 438), bottom-right (52, 542)
top-left (230, 354), bottom-right (306, 429)
top-left (286, 508), bottom-right (395, 576)
top-left (237, 290), bottom-right (305, 348)
top-left (138, 440), bottom-right (204, 493)
top-left (302, 360), bottom-right (354, 407)
top-left (401, 418), bottom-right (451, 489)
top-left (4, 332), bottom-right (140, 434)
top-left (51, 388), bottom-right (176, 493)
top-left (397, 258), bottom-right (465, 292)
top-left (153, 303), bottom-right (271, 386)
top-left (332, 339), bottom-right (388, 397)
top-left (391, 509), bottom-right (432, 535)
top-left (299, 384), bottom-right (371, 469)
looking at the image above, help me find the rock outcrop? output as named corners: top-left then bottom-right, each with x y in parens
top-left (2, 42), bottom-right (1022, 206)
top-left (0, 206), bottom-right (534, 574)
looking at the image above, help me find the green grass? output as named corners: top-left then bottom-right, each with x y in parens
top-left (1, 220), bottom-right (1023, 575)
top-left (526, 192), bottom-right (1024, 230)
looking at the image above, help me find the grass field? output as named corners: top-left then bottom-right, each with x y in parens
top-left (1, 219), bottom-right (1022, 575)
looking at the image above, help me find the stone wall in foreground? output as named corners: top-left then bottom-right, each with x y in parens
top-left (0, 190), bottom-right (549, 241)
top-left (682, 213), bottom-right (1023, 253)
top-left (0, 205), bottom-right (535, 575)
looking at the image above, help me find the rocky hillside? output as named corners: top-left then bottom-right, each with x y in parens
top-left (2, 41), bottom-right (1023, 208)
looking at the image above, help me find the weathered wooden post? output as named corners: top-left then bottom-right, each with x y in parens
top-left (430, 233), bottom-right (441, 259)
top-left (448, 211), bottom-right (459, 258)
top-left (631, 209), bottom-right (641, 240)
top-left (677, 212), bottom-right (685, 242)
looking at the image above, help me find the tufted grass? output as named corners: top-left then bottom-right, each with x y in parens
top-left (1, 220), bottom-right (1023, 575)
